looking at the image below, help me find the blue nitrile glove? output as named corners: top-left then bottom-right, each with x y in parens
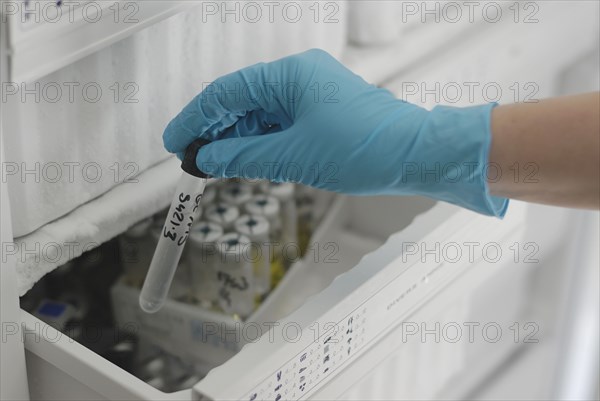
top-left (163, 49), bottom-right (508, 217)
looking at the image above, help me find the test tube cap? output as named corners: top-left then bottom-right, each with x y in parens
top-left (234, 215), bottom-right (270, 240)
top-left (206, 203), bottom-right (240, 226)
top-left (245, 195), bottom-right (280, 219)
top-left (216, 233), bottom-right (252, 256)
top-left (220, 183), bottom-right (253, 206)
top-left (181, 138), bottom-right (212, 178)
top-left (188, 221), bottom-right (224, 244)
top-left (142, 357), bottom-right (166, 376)
top-left (200, 186), bottom-right (217, 206)
top-left (260, 182), bottom-right (295, 200)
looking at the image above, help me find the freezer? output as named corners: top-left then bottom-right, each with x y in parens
top-left (1, 1), bottom-right (599, 400)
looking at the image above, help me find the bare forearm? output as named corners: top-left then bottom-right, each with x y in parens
top-left (489, 92), bottom-right (600, 209)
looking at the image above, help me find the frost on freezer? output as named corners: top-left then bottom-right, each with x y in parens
top-left (19, 178), bottom-right (332, 393)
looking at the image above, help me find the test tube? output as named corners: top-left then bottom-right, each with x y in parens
top-left (140, 139), bottom-right (211, 313)
top-left (241, 178), bottom-right (262, 191)
top-left (186, 221), bottom-right (224, 307)
top-left (220, 182), bottom-right (253, 207)
top-left (140, 355), bottom-right (166, 378)
top-left (295, 185), bottom-right (318, 256)
top-left (234, 215), bottom-right (271, 296)
top-left (149, 226), bottom-right (191, 301)
top-left (261, 182), bottom-right (299, 265)
top-left (119, 218), bottom-right (154, 287)
top-left (205, 203), bottom-right (240, 231)
top-left (215, 233), bottom-right (254, 319)
top-left (245, 195), bottom-right (282, 237)
top-left (200, 185), bottom-right (217, 207)
top-left (244, 195), bottom-right (286, 288)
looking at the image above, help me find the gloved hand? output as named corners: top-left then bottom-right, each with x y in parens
top-left (163, 49), bottom-right (508, 217)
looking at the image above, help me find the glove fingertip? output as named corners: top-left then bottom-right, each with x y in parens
top-left (196, 143), bottom-right (223, 178)
top-left (162, 119), bottom-right (178, 152)
top-left (163, 116), bottom-right (199, 154)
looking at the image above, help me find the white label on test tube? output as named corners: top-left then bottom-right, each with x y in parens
top-left (216, 233), bottom-right (254, 319)
top-left (139, 172), bottom-right (206, 313)
top-left (262, 183), bottom-right (297, 241)
top-left (188, 221), bottom-right (224, 306)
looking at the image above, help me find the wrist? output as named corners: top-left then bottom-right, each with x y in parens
top-left (402, 103), bottom-right (509, 217)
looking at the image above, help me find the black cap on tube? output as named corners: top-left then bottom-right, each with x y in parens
top-left (181, 138), bottom-right (212, 178)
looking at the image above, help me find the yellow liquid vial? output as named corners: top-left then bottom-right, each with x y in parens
top-left (298, 218), bottom-right (312, 257)
top-left (270, 252), bottom-right (286, 289)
